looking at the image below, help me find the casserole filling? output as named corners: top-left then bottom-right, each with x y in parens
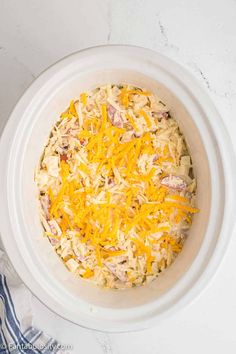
top-left (36, 84), bottom-right (199, 289)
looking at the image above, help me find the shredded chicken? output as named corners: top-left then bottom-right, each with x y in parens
top-left (35, 84), bottom-right (199, 289)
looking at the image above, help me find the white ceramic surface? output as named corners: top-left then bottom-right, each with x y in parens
top-left (1, 1), bottom-right (236, 352)
top-left (0, 45), bottom-right (235, 333)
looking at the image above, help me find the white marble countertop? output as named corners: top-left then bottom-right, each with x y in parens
top-left (1, 0), bottom-right (236, 353)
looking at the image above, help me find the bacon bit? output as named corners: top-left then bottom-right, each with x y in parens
top-left (79, 139), bottom-right (86, 146)
top-left (108, 177), bottom-right (115, 186)
top-left (60, 153), bottom-right (68, 162)
top-left (161, 175), bottom-right (187, 191)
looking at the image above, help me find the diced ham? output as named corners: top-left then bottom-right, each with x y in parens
top-left (133, 132), bottom-right (142, 138)
top-left (40, 195), bottom-right (50, 220)
top-left (76, 255), bottom-right (85, 262)
top-left (73, 249), bottom-right (86, 262)
top-left (153, 154), bottom-right (159, 162)
top-left (152, 111), bottom-right (169, 121)
top-left (105, 263), bottom-right (127, 282)
top-left (161, 175), bottom-right (187, 191)
top-left (107, 104), bottom-right (116, 119)
top-left (48, 237), bottom-right (59, 247)
top-left (156, 111), bottom-right (168, 119)
top-left (48, 220), bottom-right (62, 236)
top-left (107, 104), bottom-right (123, 128)
top-left (105, 246), bottom-right (116, 251)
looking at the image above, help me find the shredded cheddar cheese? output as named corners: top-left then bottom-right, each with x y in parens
top-left (80, 92), bottom-right (87, 106)
top-left (139, 110), bottom-right (151, 128)
top-left (36, 84), bottom-right (199, 289)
